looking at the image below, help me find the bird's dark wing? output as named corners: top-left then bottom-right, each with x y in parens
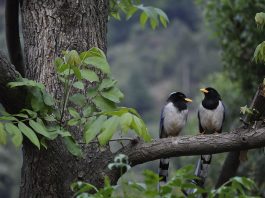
top-left (222, 101), bottom-right (225, 124)
top-left (218, 101), bottom-right (226, 133)
top-left (198, 111), bottom-right (204, 133)
top-left (159, 107), bottom-right (166, 138)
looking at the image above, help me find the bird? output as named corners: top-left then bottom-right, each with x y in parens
top-left (193, 87), bottom-right (225, 189)
top-left (158, 92), bottom-right (192, 187)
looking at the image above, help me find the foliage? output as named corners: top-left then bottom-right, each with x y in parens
top-left (0, 48), bottom-right (151, 156)
top-left (253, 12), bottom-right (265, 64)
top-left (198, 0), bottom-right (265, 96)
top-left (71, 154), bottom-right (259, 198)
top-left (109, 0), bottom-right (169, 29)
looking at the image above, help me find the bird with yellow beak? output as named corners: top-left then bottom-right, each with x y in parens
top-left (158, 92), bottom-right (192, 187)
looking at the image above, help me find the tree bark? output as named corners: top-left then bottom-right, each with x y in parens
top-left (0, 51), bottom-right (25, 113)
top-left (18, 1), bottom-right (118, 197)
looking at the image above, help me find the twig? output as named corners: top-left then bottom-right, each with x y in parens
top-left (79, 137), bottom-right (135, 144)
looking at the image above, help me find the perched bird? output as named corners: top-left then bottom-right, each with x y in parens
top-left (158, 92), bottom-right (192, 186)
top-left (194, 87), bottom-right (225, 188)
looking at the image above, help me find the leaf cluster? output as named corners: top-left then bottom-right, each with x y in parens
top-left (109, 0), bottom-right (169, 29)
top-left (198, 0), bottom-right (265, 96)
top-left (71, 158), bottom-right (259, 198)
top-left (0, 48), bottom-right (151, 157)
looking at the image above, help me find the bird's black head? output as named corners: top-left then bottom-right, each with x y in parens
top-left (167, 92), bottom-right (192, 111)
top-left (200, 87), bottom-right (221, 109)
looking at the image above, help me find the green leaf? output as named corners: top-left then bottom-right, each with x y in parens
top-left (42, 92), bottom-right (55, 106)
top-left (120, 112), bottom-right (133, 132)
top-left (59, 131), bottom-right (72, 137)
top-left (30, 88), bottom-right (45, 112)
top-left (150, 18), bottom-right (158, 30)
top-left (81, 69), bottom-right (99, 82)
top-left (82, 106), bottom-right (92, 117)
top-left (126, 6), bottom-right (138, 20)
top-left (72, 66), bottom-right (82, 80)
top-left (87, 87), bottom-right (98, 98)
top-left (5, 123), bottom-right (23, 148)
top-left (68, 107), bottom-right (80, 118)
top-left (0, 116), bottom-right (18, 121)
top-left (84, 115), bottom-right (107, 143)
top-left (56, 64), bottom-right (69, 73)
top-left (21, 109), bottom-right (37, 118)
top-left (0, 123), bottom-right (7, 144)
top-left (40, 138), bottom-right (48, 149)
top-left (84, 57), bottom-right (110, 74)
top-left (98, 116), bottom-right (120, 145)
top-left (131, 115), bottom-right (151, 142)
top-left (63, 136), bottom-right (82, 157)
top-left (44, 114), bottom-right (56, 122)
top-left (73, 81), bottom-right (84, 90)
top-left (67, 118), bottom-right (80, 126)
top-left (155, 8), bottom-right (169, 28)
top-left (99, 79), bottom-right (118, 90)
top-left (8, 78), bottom-right (44, 90)
top-left (65, 50), bottom-right (81, 66)
top-left (54, 57), bottom-right (64, 69)
top-left (13, 114), bottom-right (28, 119)
top-left (89, 47), bottom-right (106, 58)
top-left (140, 12), bottom-right (148, 27)
top-left (18, 122), bottom-right (40, 149)
top-left (29, 120), bottom-right (53, 139)
top-left (69, 94), bottom-right (86, 106)
top-left (101, 87), bottom-right (124, 103)
top-left (92, 96), bottom-right (116, 111)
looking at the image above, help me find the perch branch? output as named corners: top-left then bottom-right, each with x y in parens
top-left (120, 126), bottom-right (265, 166)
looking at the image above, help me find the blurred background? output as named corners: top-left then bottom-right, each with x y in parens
top-left (0, 0), bottom-right (264, 197)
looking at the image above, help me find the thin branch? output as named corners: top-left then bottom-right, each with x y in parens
top-left (79, 137), bottom-right (135, 144)
top-left (216, 86), bottom-right (265, 187)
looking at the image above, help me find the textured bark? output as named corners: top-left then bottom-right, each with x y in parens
top-left (18, 1), bottom-right (116, 197)
top-left (122, 126), bottom-right (265, 166)
top-left (0, 51), bottom-right (25, 113)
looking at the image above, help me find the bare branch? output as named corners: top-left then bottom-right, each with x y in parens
top-left (120, 126), bottom-right (265, 166)
top-left (216, 85), bottom-right (265, 187)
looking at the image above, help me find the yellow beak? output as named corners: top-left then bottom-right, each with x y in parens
top-left (200, 88), bottom-right (209, 93)
top-left (184, 98), bottom-right (192, 102)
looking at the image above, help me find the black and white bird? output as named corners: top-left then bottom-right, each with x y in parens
top-left (158, 92), bottom-right (192, 187)
top-left (194, 87), bottom-right (225, 188)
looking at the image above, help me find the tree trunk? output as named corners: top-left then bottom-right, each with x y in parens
top-left (19, 1), bottom-right (119, 197)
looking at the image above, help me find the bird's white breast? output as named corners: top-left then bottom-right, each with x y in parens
top-left (163, 102), bottom-right (188, 137)
top-left (198, 101), bottom-right (224, 133)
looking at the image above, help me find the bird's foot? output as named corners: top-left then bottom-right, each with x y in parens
top-left (198, 131), bottom-right (206, 135)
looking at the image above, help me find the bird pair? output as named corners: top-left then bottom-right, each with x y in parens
top-left (158, 87), bottom-right (225, 189)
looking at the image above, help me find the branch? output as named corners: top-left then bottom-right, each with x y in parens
top-left (121, 126), bottom-right (265, 166)
top-left (216, 85), bottom-right (265, 187)
top-left (0, 51), bottom-right (25, 113)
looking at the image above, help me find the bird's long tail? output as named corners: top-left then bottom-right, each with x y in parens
top-left (195, 155), bottom-right (212, 187)
top-left (187, 155), bottom-right (212, 194)
top-left (158, 158), bottom-right (169, 187)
